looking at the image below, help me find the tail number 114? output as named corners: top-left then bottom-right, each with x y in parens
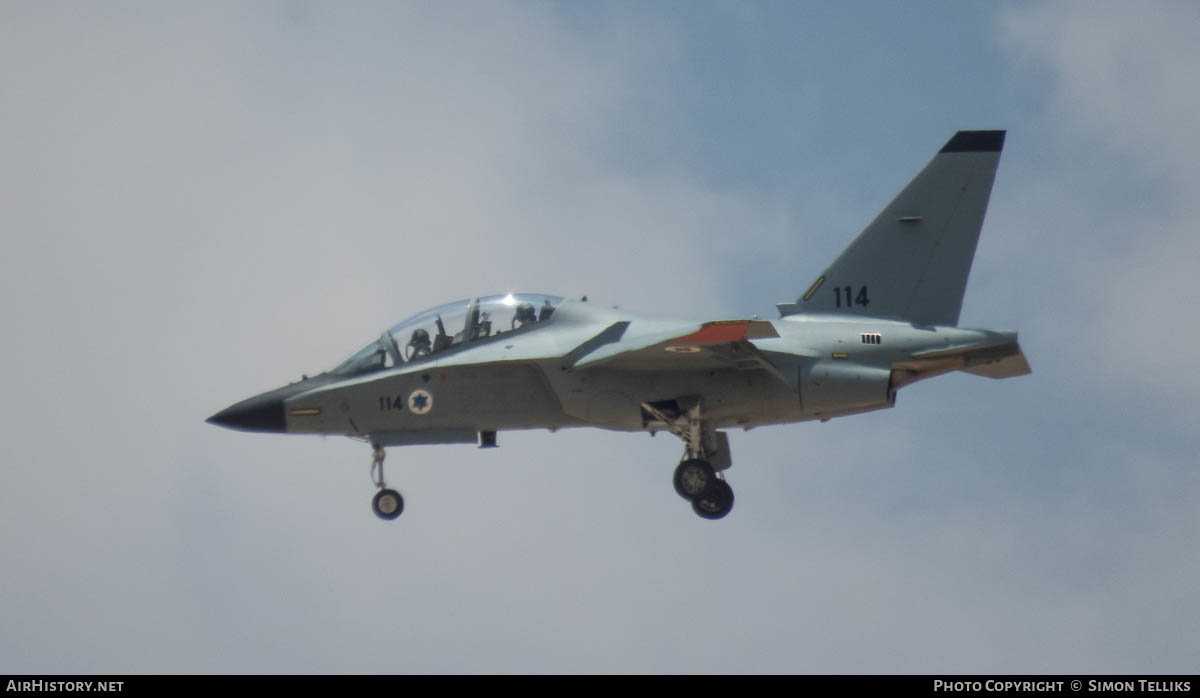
top-left (834, 286), bottom-right (870, 308)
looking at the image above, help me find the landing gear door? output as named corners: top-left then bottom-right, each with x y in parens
top-left (703, 430), bottom-right (732, 472)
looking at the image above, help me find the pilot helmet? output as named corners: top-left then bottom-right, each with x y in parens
top-left (514, 302), bottom-right (537, 326)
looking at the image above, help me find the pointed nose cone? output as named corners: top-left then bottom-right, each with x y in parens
top-left (208, 374), bottom-right (336, 434)
top-left (207, 395), bottom-right (286, 433)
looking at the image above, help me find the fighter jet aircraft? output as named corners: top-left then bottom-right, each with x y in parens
top-left (208, 130), bottom-right (1029, 521)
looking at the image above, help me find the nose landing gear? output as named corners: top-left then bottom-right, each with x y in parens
top-left (370, 444), bottom-right (404, 521)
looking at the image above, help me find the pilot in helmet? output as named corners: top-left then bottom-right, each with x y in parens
top-left (408, 328), bottom-right (432, 358)
top-left (513, 302), bottom-right (537, 328)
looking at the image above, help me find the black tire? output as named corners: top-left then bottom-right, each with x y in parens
top-left (692, 479), bottom-right (734, 520)
top-left (372, 488), bottom-right (405, 520)
top-left (673, 458), bottom-right (715, 500)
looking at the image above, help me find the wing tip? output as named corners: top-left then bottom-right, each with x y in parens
top-left (940, 130), bottom-right (1006, 153)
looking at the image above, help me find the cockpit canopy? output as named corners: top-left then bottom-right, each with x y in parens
top-left (333, 293), bottom-right (564, 377)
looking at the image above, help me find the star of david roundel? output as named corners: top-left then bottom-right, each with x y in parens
top-left (408, 389), bottom-right (433, 415)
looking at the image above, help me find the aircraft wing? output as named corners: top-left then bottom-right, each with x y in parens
top-left (565, 320), bottom-right (786, 379)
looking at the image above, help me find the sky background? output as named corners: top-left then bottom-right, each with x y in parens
top-left (2, 1), bottom-right (1198, 673)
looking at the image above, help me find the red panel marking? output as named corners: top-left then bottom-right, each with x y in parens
top-left (674, 322), bottom-right (749, 344)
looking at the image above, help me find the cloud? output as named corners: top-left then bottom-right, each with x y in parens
top-left (997, 1), bottom-right (1200, 418)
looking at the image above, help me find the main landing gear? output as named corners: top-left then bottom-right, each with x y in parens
top-left (672, 457), bottom-right (735, 520)
top-left (370, 444), bottom-right (404, 520)
top-left (644, 398), bottom-right (735, 520)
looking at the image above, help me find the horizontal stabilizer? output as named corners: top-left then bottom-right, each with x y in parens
top-left (891, 338), bottom-right (1031, 390)
top-left (962, 346), bottom-right (1031, 379)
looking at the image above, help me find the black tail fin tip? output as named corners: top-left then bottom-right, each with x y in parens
top-left (940, 130), bottom-right (1006, 153)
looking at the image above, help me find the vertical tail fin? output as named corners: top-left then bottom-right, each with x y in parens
top-left (779, 130), bottom-right (1005, 326)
